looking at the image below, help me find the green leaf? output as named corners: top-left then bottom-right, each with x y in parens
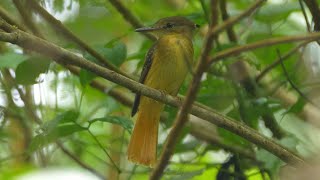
top-left (175, 139), bottom-right (199, 153)
top-left (79, 69), bottom-right (97, 87)
top-left (28, 110), bottom-right (81, 152)
top-left (197, 76), bottom-right (235, 110)
top-left (256, 148), bottom-right (284, 177)
top-left (90, 116), bottom-right (133, 133)
top-left (103, 41), bottom-right (127, 67)
top-left (256, 2), bottom-right (300, 22)
top-left (15, 56), bottom-right (51, 85)
top-left (29, 124), bottom-right (85, 153)
top-left (285, 97), bottom-right (306, 114)
top-left (218, 127), bottom-right (250, 148)
top-left (84, 41), bottom-right (127, 67)
top-left (0, 52), bottom-right (28, 69)
top-left (41, 110), bottom-right (79, 132)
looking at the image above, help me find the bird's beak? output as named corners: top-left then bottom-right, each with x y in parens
top-left (135, 26), bottom-right (162, 32)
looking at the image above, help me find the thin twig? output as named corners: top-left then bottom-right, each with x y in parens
top-left (219, 0), bottom-right (237, 42)
top-left (210, 35), bottom-right (320, 64)
top-left (87, 129), bottom-right (121, 173)
top-left (277, 49), bottom-right (319, 108)
top-left (199, 0), bottom-right (210, 23)
top-left (255, 41), bottom-right (309, 82)
top-left (0, 19), bottom-right (306, 168)
top-left (299, 0), bottom-right (311, 32)
top-left (0, 5), bottom-right (26, 31)
top-left (303, 0), bottom-right (320, 31)
top-left (56, 141), bottom-right (105, 179)
top-left (211, 0), bottom-right (266, 36)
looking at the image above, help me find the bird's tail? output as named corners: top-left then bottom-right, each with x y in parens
top-left (128, 97), bottom-right (163, 167)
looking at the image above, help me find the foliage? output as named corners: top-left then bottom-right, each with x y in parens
top-left (0, 0), bottom-right (319, 179)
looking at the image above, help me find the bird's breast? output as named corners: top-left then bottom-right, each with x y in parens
top-left (144, 34), bottom-right (193, 95)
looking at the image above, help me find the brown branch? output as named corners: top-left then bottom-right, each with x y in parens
top-left (150, 0), bottom-right (219, 178)
top-left (108, 0), bottom-right (156, 41)
top-left (303, 0), bottom-right (320, 31)
top-left (210, 34), bottom-right (320, 64)
top-left (28, 0), bottom-right (131, 79)
top-left (56, 141), bottom-right (105, 179)
top-left (219, 0), bottom-right (237, 42)
top-left (0, 19), bottom-right (306, 168)
top-left (299, 0), bottom-right (311, 32)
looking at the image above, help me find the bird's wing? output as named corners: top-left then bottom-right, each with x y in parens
top-left (131, 43), bottom-right (157, 117)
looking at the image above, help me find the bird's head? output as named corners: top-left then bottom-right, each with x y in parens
top-left (135, 16), bottom-right (199, 39)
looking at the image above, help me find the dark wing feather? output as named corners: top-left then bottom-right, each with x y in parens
top-left (131, 43), bottom-right (157, 117)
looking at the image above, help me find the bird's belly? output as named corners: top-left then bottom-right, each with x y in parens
top-left (144, 45), bottom-right (191, 95)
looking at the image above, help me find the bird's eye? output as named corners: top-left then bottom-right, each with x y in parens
top-left (195, 24), bottom-right (200, 28)
top-left (165, 23), bottom-right (174, 28)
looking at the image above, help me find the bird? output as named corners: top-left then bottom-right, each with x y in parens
top-left (128, 16), bottom-right (199, 167)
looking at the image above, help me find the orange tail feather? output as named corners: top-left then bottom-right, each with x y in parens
top-left (128, 98), bottom-right (163, 167)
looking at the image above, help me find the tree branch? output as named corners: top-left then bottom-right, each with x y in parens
top-left (210, 34), bottom-right (320, 63)
top-left (303, 0), bottom-right (320, 31)
top-left (0, 18), bottom-right (306, 169)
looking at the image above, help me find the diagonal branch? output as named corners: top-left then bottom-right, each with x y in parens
top-left (0, 18), bottom-right (306, 168)
top-left (56, 141), bottom-right (105, 179)
top-left (209, 34), bottom-right (320, 64)
top-left (212, 0), bottom-right (265, 36)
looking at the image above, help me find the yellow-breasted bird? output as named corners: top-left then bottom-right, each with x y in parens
top-left (128, 16), bottom-right (199, 167)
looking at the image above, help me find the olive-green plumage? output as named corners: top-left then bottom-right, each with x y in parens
top-left (128, 16), bottom-right (198, 167)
